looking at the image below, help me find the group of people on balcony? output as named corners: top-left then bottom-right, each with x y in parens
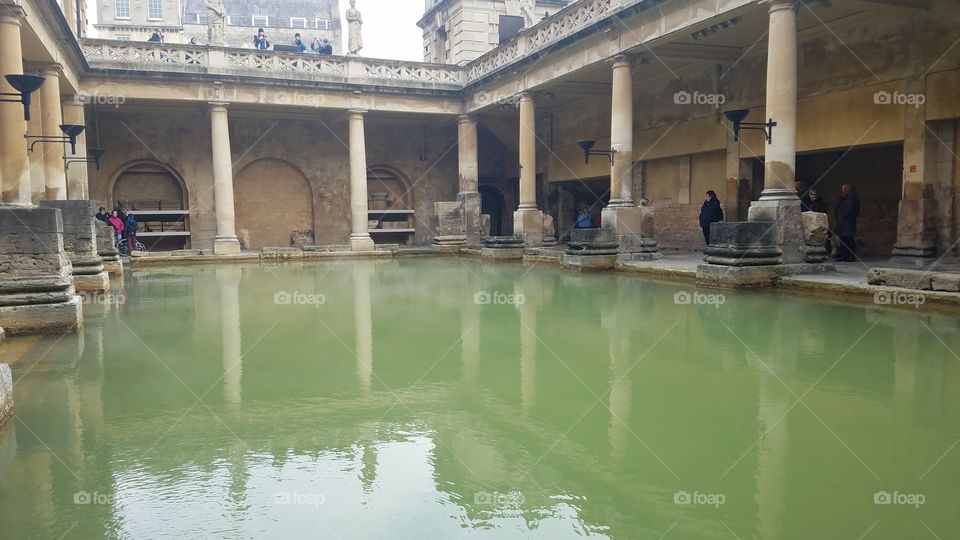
top-left (253, 28), bottom-right (333, 54)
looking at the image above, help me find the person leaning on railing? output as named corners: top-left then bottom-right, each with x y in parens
top-left (312, 36), bottom-right (333, 55)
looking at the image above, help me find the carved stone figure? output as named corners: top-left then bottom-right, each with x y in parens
top-left (204, 0), bottom-right (227, 46)
top-left (520, 0), bottom-right (537, 27)
top-left (346, 0), bottom-right (363, 55)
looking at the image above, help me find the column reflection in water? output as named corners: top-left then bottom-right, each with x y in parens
top-left (353, 262), bottom-right (373, 392)
top-left (517, 282), bottom-right (537, 416)
top-left (217, 266), bottom-right (243, 407)
top-left (460, 300), bottom-right (481, 385)
top-left (603, 306), bottom-right (632, 463)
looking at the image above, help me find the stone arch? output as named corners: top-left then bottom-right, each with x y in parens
top-left (234, 158), bottom-right (314, 249)
top-left (366, 165), bottom-right (414, 209)
top-left (108, 159), bottom-right (188, 211)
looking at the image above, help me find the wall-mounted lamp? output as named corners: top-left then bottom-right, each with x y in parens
top-left (26, 124), bottom-right (86, 154)
top-left (64, 148), bottom-right (106, 171)
top-left (578, 140), bottom-right (616, 165)
top-left (1, 74), bottom-right (45, 121)
top-left (723, 109), bottom-right (777, 144)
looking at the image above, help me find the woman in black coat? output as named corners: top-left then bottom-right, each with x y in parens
top-left (833, 184), bottom-right (860, 262)
top-left (699, 190), bottom-right (724, 246)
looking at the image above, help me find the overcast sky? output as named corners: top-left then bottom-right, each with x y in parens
top-left (341, 0), bottom-right (424, 61)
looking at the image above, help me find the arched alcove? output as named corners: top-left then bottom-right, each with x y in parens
top-left (109, 160), bottom-right (190, 250)
top-left (234, 158), bottom-right (314, 249)
top-left (367, 166), bottom-right (415, 245)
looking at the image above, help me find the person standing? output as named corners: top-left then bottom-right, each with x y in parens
top-left (699, 190), bottom-right (724, 246)
top-left (833, 184), bottom-right (860, 262)
top-left (125, 214), bottom-right (139, 253)
top-left (576, 206), bottom-right (594, 228)
top-left (108, 211), bottom-right (125, 244)
top-left (95, 207), bottom-right (110, 224)
top-left (293, 33), bottom-right (307, 52)
top-left (804, 188), bottom-right (828, 213)
top-left (148, 28), bottom-right (164, 42)
top-left (253, 28), bottom-right (270, 50)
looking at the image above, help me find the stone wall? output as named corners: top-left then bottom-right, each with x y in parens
top-left (88, 111), bottom-right (459, 249)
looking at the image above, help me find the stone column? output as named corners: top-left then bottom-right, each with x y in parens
top-left (348, 110), bottom-right (375, 251)
top-left (26, 91), bottom-right (44, 203)
top-left (458, 114), bottom-right (483, 245)
top-left (891, 79), bottom-right (938, 258)
top-left (602, 57), bottom-right (659, 260)
top-left (0, 8), bottom-right (30, 205)
top-left (514, 92), bottom-right (543, 246)
top-left (607, 56), bottom-right (634, 208)
top-left (746, 0), bottom-right (803, 264)
top-left (62, 99), bottom-right (89, 200)
top-left (209, 103), bottom-right (241, 254)
top-left (39, 65), bottom-right (67, 200)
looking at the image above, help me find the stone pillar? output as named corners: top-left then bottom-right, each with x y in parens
top-left (62, 99), bottom-right (89, 200)
top-left (602, 57), bottom-right (659, 260)
top-left (39, 65), bottom-right (67, 201)
top-left (458, 114), bottom-right (483, 245)
top-left (514, 92), bottom-right (543, 246)
top-left (747, 0), bottom-right (803, 264)
top-left (40, 200), bottom-right (109, 293)
top-left (0, 8), bottom-right (30, 205)
top-left (0, 206), bottom-right (83, 335)
top-left (348, 110), bottom-right (375, 251)
top-left (95, 220), bottom-right (122, 274)
top-left (26, 92), bottom-right (44, 203)
top-left (892, 79), bottom-right (937, 258)
top-left (209, 103), bottom-right (241, 255)
top-left (607, 56), bottom-right (634, 208)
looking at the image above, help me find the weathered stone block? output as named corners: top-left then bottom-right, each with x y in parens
top-left (261, 247), bottom-right (303, 259)
top-left (513, 208), bottom-right (543, 247)
top-left (458, 191), bottom-right (484, 246)
top-left (704, 221), bottom-right (781, 266)
top-left (39, 200), bottom-right (109, 293)
top-left (802, 212), bottom-right (829, 246)
top-left (602, 206), bottom-right (659, 259)
top-left (931, 274), bottom-right (960, 292)
top-left (96, 221), bottom-right (123, 275)
top-left (748, 198), bottom-right (804, 264)
top-left (481, 235), bottom-right (524, 259)
top-left (434, 201), bottom-right (466, 248)
top-left (542, 213), bottom-right (557, 246)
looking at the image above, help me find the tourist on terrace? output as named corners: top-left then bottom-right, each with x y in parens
top-left (253, 28), bottom-right (270, 50)
top-left (833, 184), bottom-right (860, 262)
top-left (576, 206), bottom-right (594, 228)
top-left (95, 207), bottom-right (110, 224)
top-left (148, 29), bottom-right (164, 42)
top-left (125, 215), bottom-right (139, 253)
top-left (699, 190), bottom-right (724, 246)
top-left (313, 37), bottom-right (333, 55)
top-left (108, 211), bottom-right (125, 244)
top-left (293, 33), bottom-right (308, 52)
top-left (804, 189), bottom-right (828, 213)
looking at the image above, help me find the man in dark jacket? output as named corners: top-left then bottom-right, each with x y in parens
top-left (699, 190), bottom-right (724, 246)
top-left (804, 189), bottom-right (829, 213)
top-left (125, 215), bottom-right (139, 253)
top-left (833, 184), bottom-right (860, 262)
top-left (95, 207), bottom-right (110, 224)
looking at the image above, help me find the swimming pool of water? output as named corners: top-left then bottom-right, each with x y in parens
top-left (1, 259), bottom-right (958, 539)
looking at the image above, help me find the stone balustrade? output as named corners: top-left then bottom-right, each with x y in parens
top-left (79, 0), bottom-right (645, 91)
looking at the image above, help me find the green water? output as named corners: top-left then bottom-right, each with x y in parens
top-left (1, 259), bottom-right (958, 539)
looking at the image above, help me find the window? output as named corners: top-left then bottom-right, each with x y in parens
top-left (314, 19), bottom-right (329, 30)
top-left (114, 0), bottom-right (130, 19)
top-left (147, 0), bottom-right (163, 20)
top-left (290, 17), bottom-right (307, 28)
top-left (252, 15), bottom-right (268, 27)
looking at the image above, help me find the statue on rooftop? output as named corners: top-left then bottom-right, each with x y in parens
top-left (346, 0), bottom-right (363, 55)
top-left (204, 0), bottom-right (227, 47)
top-left (520, 0), bottom-right (536, 27)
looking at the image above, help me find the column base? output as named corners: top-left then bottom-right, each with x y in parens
top-left (0, 296), bottom-right (83, 335)
top-left (601, 206), bottom-right (659, 258)
top-left (747, 198), bottom-right (804, 264)
top-left (74, 272), bottom-right (111, 293)
top-left (350, 234), bottom-right (376, 252)
top-left (214, 237), bottom-right (242, 255)
top-left (458, 191), bottom-right (484, 246)
top-left (513, 208), bottom-right (543, 247)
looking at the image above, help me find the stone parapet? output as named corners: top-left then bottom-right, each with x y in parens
top-left (96, 220), bottom-right (123, 274)
top-left (0, 206), bottom-right (83, 335)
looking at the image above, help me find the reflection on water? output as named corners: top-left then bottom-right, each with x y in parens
top-left (1, 259), bottom-right (959, 539)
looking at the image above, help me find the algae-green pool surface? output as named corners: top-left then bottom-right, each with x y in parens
top-left (1, 259), bottom-right (958, 539)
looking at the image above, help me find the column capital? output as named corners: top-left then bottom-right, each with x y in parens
top-left (759, 0), bottom-right (798, 13)
top-left (458, 113), bottom-right (478, 125)
top-left (0, 5), bottom-right (26, 24)
top-left (610, 55), bottom-right (634, 69)
top-left (347, 108), bottom-right (367, 117)
top-left (518, 92), bottom-right (534, 104)
top-left (208, 101), bottom-right (229, 112)
top-left (39, 63), bottom-right (63, 78)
